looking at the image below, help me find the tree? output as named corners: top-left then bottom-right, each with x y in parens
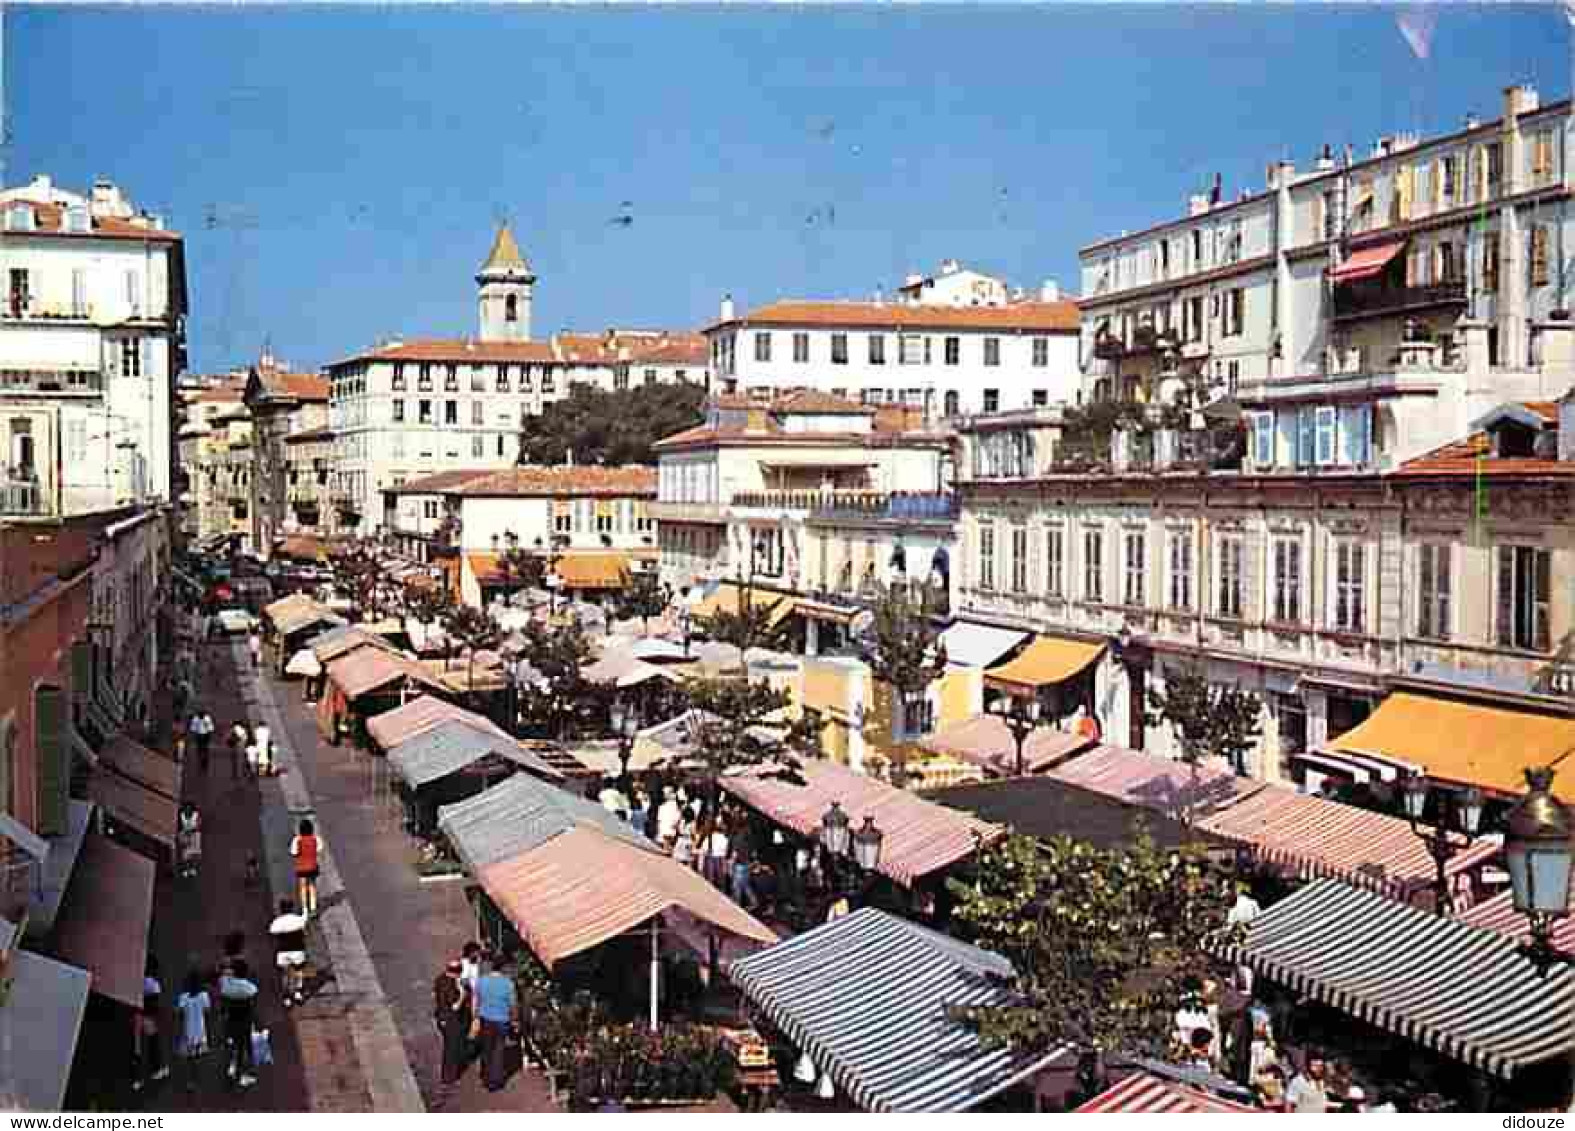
top-left (945, 830), bottom-right (1236, 1066)
top-left (704, 568), bottom-right (789, 668)
top-left (614, 571), bottom-right (668, 635)
top-left (860, 581), bottom-right (949, 783)
top-left (401, 579), bottom-right (455, 656)
top-left (1146, 660), bottom-right (1263, 783)
top-left (516, 619), bottom-right (610, 741)
top-left (442, 604), bottom-right (503, 696)
top-left (496, 542), bottom-right (545, 603)
top-left (330, 542), bottom-right (387, 619)
top-left (677, 675), bottom-right (821, 803)
top-left (518, 381), bottom-right (706, 467)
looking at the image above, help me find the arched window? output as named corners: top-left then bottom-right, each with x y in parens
top-left (504, 294), bottom-right (518, 323)
top-left (943, 390), bottom-right (960, 417)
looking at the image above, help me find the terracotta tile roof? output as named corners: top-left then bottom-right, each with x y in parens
top-left (771, 389), bottom-right (874, 414)
top-left (391, 465), bottom-right (656, 498)
top-left (556, 329), bottom-right (707, 367)
top-left (193, 387), bottom-right (244, 403)
top-left (714, 298), bottom-right (1080, 334)
top-left (336, 339), bottom-right (561, 366)
top-left (254, 366), bottom-right (328, 401)
top-left (8, 200), bottom-right (182, 242)
top-left (1395, 431), bottom-right (1575, 479)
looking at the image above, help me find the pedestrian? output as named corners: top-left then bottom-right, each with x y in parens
top-left (218, 959), bottom-right (259, 1090)
top-left (175, 969), bottom-right (211, 1094)
top-left (132, 958), bottom-right (169, 1092)
top-left (729, 844), bottom-right (757, 909)
top-left (629, 785), bottom-right (650, 836)
top-left (1286, 1053), bottom-right (1330, 1113)
top-left (228, 721), bottom-right (249, 779)
top-left (472, 954), bottom-right (517, 1093)
top-left (656, 788), bottom-right (682, 848)
top-left (459, 941), bottom-right (482, 999)
top-left (190, 709), bottom-right (215, 774)
top-left (432, 958), bottom-right (470, 1087)
top-left (672, 820), bottom-right (695, 870)
top-left (248, 631), bottom-right (262, 671)
top-left (269, 899), bottom-right (309, 1007)
top-left (703, 819), bottom-right (729, 888)
top-left (253, 722), bottom-right (272, 776)
top-left (172, 718), bottom-right (188, 765)
top-left (290, 819), bottom-right (320, 918)
top-left (177, 802), bottom-right (202, 880)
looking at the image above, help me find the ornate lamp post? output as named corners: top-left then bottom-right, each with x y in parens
top-left (851, 815), bottom-right (884, 873)
top-left (990, 695), bottom-right (1046, 778)
top-left (676, 605), bottom-right (693, 659)
top-left (610, 700), bottom-right (640, 781)
top-left (819, 801), bottom-right (883, 895)
top-left (1504, 766), bottom-right (1573, 976)
top-left (1399, 775), bottom-right (1484, 916)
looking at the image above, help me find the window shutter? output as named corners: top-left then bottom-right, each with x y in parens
top-left (1495, 546), bottom-right (1514, 647)
top-left (1027, 523), bottom-right (1042, 594)
top-left (1242, 529), bottom-right (1262, 622)
top-left (0, 716), bottom-right (12, 818)
top-left (1432, 158), bottom-right (1444, 208)
top-left (69, 641), bottom-right (91, 716)
top-left (1534, 549), bottom-right (1552, 652)
top-left (140, 337), bottom-right (153, 378)
top-left (34, 685), bottom-right (66, 837)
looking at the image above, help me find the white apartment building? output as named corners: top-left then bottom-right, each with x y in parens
top-left (705, 261), bottom-right (1080, 418)
top-left (325, 224), bottom-right (706, 537)
top-left (175, 377), bottom-right (245, 541)
top-left (1080, 84), bottom-right (1573, 472)
top-left (0, 174), bottom-right (187, 518)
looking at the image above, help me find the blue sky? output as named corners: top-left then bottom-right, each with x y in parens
top-left (7, 3), bottom-right (1572, 373)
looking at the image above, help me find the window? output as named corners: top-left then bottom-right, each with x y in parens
top-left (444, 400), bottom-right (458, 425)
top-left (1417, 543), bottom-right (1451, 640)
top-left (418, 399), bottom-right (433, 424)
top-left (1045, 525), bottom-right (1065, 598)
top-left (1483, 231), bottom-right (1501, 293)
top-left (392, 400), bottom-right (405, 423)
top-left (896, 695), bottom-right (934, 740)
top-left (831, 333), bottom-right (848, 365)
top-left (1315, 406), bottom-right (1336, 466)
top-left (1224, 288), bottom-right (1245, 337)
top-left (1083, 527), bottom-right (1104, 603)
top-left (1123, 530), bottom-right (1146, 607)
top-left (1334, 540), bottom-right (1366, 634)
top-left (1031, 337), bottom-right (1049, 367)
top-left (1168, 529), bottom-right (1193, 611)
top-left (392, 364), bottom-right (407, 391)
top-left (754, 332), bottom-right (772, 363)
top-left (983, 337), bottom-right (1001, 367)
top-left (541, 370), bottom-right (556, 393)
top-left (1533, 128), bottom-right (1556, 183)
top-left (898, 334), bottom-right (925, 365)
top-left (1215, 535), bottom-right (1244, 619)
top-left (1407, 243), bottom-right (1432, 286)
top-left (444, 365), bottom-right (459, 392)
top-left (554, 508), bottom-right (572, 535)
top-left (613, 369), bottom-right (630, 393)
top-left (1008, 525), bottom-right (1028, 593)
top-left (418, 364), bottom-right (433, 392)
top-left (1185, 296), bottom-right (1204, 343)
top-left (983, 389), bottom-right (1000, 413)
top-left (596, 509), bottom-right (614, 535)
top-left (944, 336), bottom-right (960, 365)
top-left (1496, 545), bottom-right (1551, 651)
top-left (978, 524), bottom-right (996, 591)
top-left (788, 332), bottom-right (809, 363)
top-left (120, 338), bottom-right (142, 378)
top-left (1531, 225), bottom-right (1551, 287)
top-left (644, 368), bottom-right (658, 386)
top-left (1339, 405), bottom-right (1372, 467)
top-left (470, 401), bottom-right (484, 426)
top-left (1272, 537), bottom-right (1302, 624)
top-left (471, 434), bottom-right (485, 458)
top-left (1191, 228), bottom-right (1204, 266)
top-left (1032, 390), bottom-right (1049, 407)
top-left (497, 434), bottom-right (508, 457)
top-left (470, 366), bottom-right (487, 392)
top-left (1251, 411), bottom-right (1274, 467)
top-left (1485, 142), bottom-right (1504, 197)
top-left (491, 367), bottom-right (508, 393)
top-left (943, 390), bottom-right (960, 417)
top-left (861, 334), bottom-right (883, 366)
top-left (1441, 153), bottom-right (1460, 205)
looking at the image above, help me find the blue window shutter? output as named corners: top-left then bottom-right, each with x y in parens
top-left (34, 685), bottom-right (67, 837)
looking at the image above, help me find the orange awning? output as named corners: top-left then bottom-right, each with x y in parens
top-left (1329, 239), bottom-right (1405, 284)
top-left (1330, 691), bottom-right (1575, 800)
top-left (984, 635), bottom-right (1104, 694)
top-left (693, 581), bottom-right (785, 621)
top-left (476, 825), bottom-right (776, 968)
top-left (555, 552), bottom-right (633, 591)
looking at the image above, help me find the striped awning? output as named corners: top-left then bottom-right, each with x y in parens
top-left (368, 694), bottom-right (508, 752)
top-left (719, 759), bottom-right (1003, 888)
top-left (476, 825), bottom-right (775, 969)
top-left (1216, 879), bottom-right (1575, 1078)
top-left (1457, 888), bottom-right (1575, 954)
top-left (308, 625), bottom-right (396, 664)
top-left (1046, 745), bottom-right (1248, 818)
top-left (727, 908), bottom-right (1071, 1112)
top-left (386, 718), bottom-right (564, 789)
top-left (437, 772), bottom-right (653, 872)
top-left (1197, 783), bottom-right (1500, 904)
top-left (1074, 1071), bottom-right (1258, 1113)
top-left (920, 715), bottom-right (1094, 778)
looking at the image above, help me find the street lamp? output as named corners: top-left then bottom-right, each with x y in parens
top-left (990, 695), bottom-right (1046, 778)
top-left (851, 815), bottom-right (884, 872)
top-left (676, 605), bottom-right (693, 658)
top-left (820, 801), bottom-right (851, 857)
top-left (610, 700), bottom-right (640, 781)
top-left (1504, 766), bottom-right (1574, 976)
top-left (1399, 775), bottom-right (1483, 916)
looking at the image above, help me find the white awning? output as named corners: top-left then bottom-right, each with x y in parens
top-left (938, 621), bottom-right (1028, 670)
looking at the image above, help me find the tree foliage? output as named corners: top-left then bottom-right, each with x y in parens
top-left (946, 830), bottom-right (1236, 1060)
top-left (518, 380), bottom-right (706, 467)
top-left (515, 618), bottom-right (610, 741)
top-left (441, 603), bottom-right (503, 693)
top-left (614, 570), bottom-right (669, 634)
top-left (496, 544), bottom-right (545, 597)
top-left (703, 571), bottom-right (790, 665)
top-left (1146, 661), bottom-right (1263, 779)
top-left (677, 675), bottom-right (821, 799)
top-left (862, 581), bottom-right (948, 702)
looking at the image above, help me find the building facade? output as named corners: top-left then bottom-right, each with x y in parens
top-left (242, 352), bottom-right (329, 555)
top-left (0, 174), bottom-right (187, 519)
top-left (324, 224), bottom-right (707, 538)
top-left (174, 377), bottom-right (245, 541)
top-left (705, 261), bottom-right (1080, 418)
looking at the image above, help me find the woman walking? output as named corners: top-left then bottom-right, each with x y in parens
top-left (132, 958), bottom-right (168, 1092)
top-left (175, 970), bottom-right (211, 1093)
top-left (432, 959), bottom-right (471, 1087)
top-left (290, 819), bottom-right (321, 918)
top-left (177, 802), bottom-right (202, 880)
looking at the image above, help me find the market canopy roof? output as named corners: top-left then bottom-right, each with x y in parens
top-left (264, 594), bottom-right (344, 638)
top-left (1074, 1071), bottom-right (1258, 1113)
top-left (437, 772), bottom-right (653, 872)
top-left (99, 735), bottom-right (180, 800)
top-left (387, 718), bottom-right (565, 789)
top-left (1046, 745), bottom-right (1247, 819)
top-left (0, 924), bottom-right (91, 1112)
top-left (1328, 691), bottom-right (1575, 800)
top-left (308, 624), bottom-right (398, 664)
top-left (326, 647), bottom-right (447, 702)
top-left (477, 824), bottom-right (775, 969)
top-left (554, 551), bottom-right (638, 591)
top-left (50, 833), bottom-right (154, 1008)
top-left (692, 580), bottom-right (787, 622)
top-left (582, 649), bottom-right (683, 688)
top-left (937, 620), bottom-right (1028, 670)
top-left (85, 770), bottom-right (177, 851)
top-left (920, 715), bottom-right (1094, 778)
top-left (984, 634), bottom-right (1104, 694)
top-left (1196, 782), bottom-right (1501, 904)
top-left (1328, 238), bottom-right (1405, 283)
top-left (719, 758), bottom-right (1003, 888)
top-left (727, 908), bottom-right (1071, 1112)
top-left (1457, 887), bottom-right (1575, 955)
top-left (368, 694), bottom-right (505, 750)
top-left (1216, 879), bottom-right (1575, 1079)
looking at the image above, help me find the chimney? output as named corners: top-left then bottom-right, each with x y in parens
top-left (903, 273), bottom-right (923, 287)
top-left (1188, 193), bottom-right (1211, 217)
top-left (30, 174), bottom-right (52, 197)
top-left (720, 294), bottom-right (735, 322)
top-left (940, 259), bottom-right (961, 276)
top-left (1465, 113), bottom-right (1481, 131)
top-left (1316, 144), bottom-right (1335, 173)
top-left (1210, 172), bottom-right (1222, 205)
top-left (1040, 279), bottom-right (1060, 302)
top-left (872, 285), bottom-right (884, 306)
top-left (1505, 84), bottom-right (1540, 121)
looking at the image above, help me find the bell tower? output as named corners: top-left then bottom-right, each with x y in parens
top-left (476, 223), bottom-right (535, 342)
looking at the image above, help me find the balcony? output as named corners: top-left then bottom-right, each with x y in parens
top-left (647, 500), bottom-right (727, 523)
top-left (0, 477), bottom-right (43, 515)
top-left (1331, 280), bottom-right (1467, 323)
top-left (807, 490), bottom-right (958, 524)
top-left (0, 368), bottom-right (105, 396)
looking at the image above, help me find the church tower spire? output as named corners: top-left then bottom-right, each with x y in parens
top-left (476, 223), bottom-right (535, 342)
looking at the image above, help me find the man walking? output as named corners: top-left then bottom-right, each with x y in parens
top-left (432, 959), bottom-right (470, 1088)
top-left (189, 709), bottom-right (215, 774)
top-left (228, 721), bottom-right (249, 779)
top-left (248, 630), bottom-right (262, 671)
top-left (472, 954), bottom-right (517, 1093)
top-left (218, 959), bottom-right (259, 1090)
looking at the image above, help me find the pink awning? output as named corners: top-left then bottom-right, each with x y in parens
top-left (1045, 745), bottom-right (1247, 817)
top-left (1075, 1072), bottom-right (1257, 1113)
top-left (476, 826), bottom-right (776, 969)
top-left (719, 759), bottom-right (1003, 888)
top-left (1457, 889), bottom-right (1575, 953)
top-left (920, 715), bottom-right (1094, 778)
top-left (326, 648), bottom-right (445, 702)
top-left (1329, 239), bottom-right (1405, 283)
top-left (1197, 783), bottom-right (1501, 905)
top-left (367, 695), bottom-right (507, 751)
